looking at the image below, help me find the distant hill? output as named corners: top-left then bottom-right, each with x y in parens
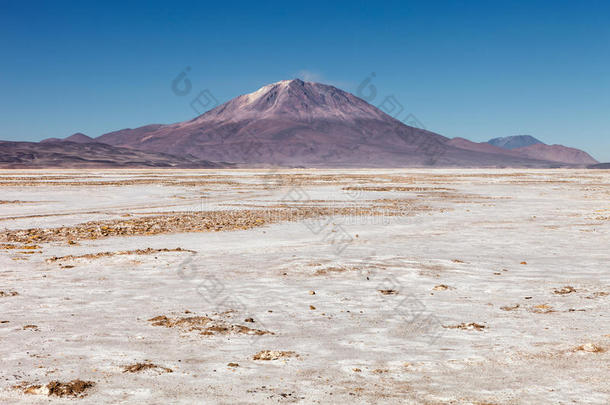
top-left (41, 132), bottom-right (94, 144)
top-left (0, 140), bottom-right (229, 169)
top-left (64, 133), bottom-right (94, 143)
top-left (511, 143), bottom-right (598, 165)
top-left (488, 135), bottom-right (544, 150)
top-left (451, 136), bottom-right (598, 165)
top-left (446, 137), bottom-right (521, 156)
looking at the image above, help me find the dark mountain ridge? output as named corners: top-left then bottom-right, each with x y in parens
top-left (0, 140), bottom-right (228, 169)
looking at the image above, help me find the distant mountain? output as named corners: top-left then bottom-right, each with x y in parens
top-left (1, 79), bottom-right (600, 168)
top-left (92, 79), bottom-right (580, 167)
top-left (0, 140), bottom-right (228, 169)
top-left (95, 79), bottom-right (446, 166)
top-left (41, 132), bottom-right (94, 144)
top-left (588, 163), bottom-right (610, 169)
top-left (446, 137), bottom-right (521, 156)
top-left (451, 136), bottom-right (598, 165)
top-left (488, 135), bottom-right (544, 150)
top-left (64, 132), bottom-right (94, 143)
top-left (512, 143), bottom-right (598, 165)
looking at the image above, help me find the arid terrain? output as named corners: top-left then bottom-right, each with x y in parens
top-left (0, 169), bottom-right (608, 404)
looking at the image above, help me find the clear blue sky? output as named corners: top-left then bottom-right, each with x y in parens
top-left (1, 0), bottom-right (609, 160)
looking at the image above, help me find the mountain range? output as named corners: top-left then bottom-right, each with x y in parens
top-left (0, 79), bottom-right (600, 168)
top-left (0, 140), bottom-right (227, 169)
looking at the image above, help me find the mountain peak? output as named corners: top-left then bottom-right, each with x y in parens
top-left (245, 78), bottom-right (307, 100)
top-left (488, 135), bottom-right (544, 150)
top-left (267, 78), bottom-right (306, 86)
top-left (195, 79), bottom-right (389, 123)
top-left (65, 133), bottom-right (94, 143)
top-left (41, 132), bottom-right (94, 144)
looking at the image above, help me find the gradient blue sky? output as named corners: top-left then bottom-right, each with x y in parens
top-left (1, 0), bottom-right (609, 160)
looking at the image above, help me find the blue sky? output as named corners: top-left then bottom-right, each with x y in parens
top-left (1, 0), bottom-right (609, 160)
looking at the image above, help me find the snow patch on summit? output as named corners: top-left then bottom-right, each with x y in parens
top-left (244, 80), bottom-right (291, 105)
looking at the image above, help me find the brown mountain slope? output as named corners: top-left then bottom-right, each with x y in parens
top-left (0, 140), bottom-right (228, 169)
top-left (447, 137), bottom-right (522, 156)
top-left (512, 143), bottom-right (598, 165)
top-left (448, 137), bottom-right (598, 165)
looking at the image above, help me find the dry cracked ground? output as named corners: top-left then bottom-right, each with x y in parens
top-left (0, 168), bottom-right (608, 404)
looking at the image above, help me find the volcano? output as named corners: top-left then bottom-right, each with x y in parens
top-left (95, 79), bottom-right (581, 167)
top-left (6, 79), bottom-right (598, 168)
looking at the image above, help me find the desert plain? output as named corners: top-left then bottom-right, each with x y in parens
top-left (0, 168), bottom-right (608, 404)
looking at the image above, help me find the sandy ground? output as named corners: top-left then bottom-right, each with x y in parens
top-left (0, 169), bottom-right (608, 404)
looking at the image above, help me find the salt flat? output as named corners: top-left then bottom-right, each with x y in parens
top-left (0, 169), bottom-right (608, 404)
